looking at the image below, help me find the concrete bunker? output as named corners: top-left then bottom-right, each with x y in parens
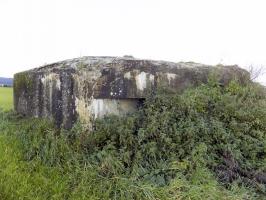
top-left (13, 56), bottom-right (249, 129)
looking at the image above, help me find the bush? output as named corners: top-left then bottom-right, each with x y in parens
top-left (84, 80), bottom-right (266, 188)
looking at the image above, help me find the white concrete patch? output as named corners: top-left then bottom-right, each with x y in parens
top-left (124, 72), bottom-right (131, 79)
top-left (135, 71), bottom-right (147, 91)
top-left (149, 74), bottom-right (155, 83)
top-left (41, 73), bottom-right (61, 90)
top-left (167, 73), bottom-right (177, 84)
top-left (41, 77), bottom-right (45, 84)
top-left (90, 99), bottom-right (104, 118)
top-left (41, 74), bottom-right (52, 84)
top-left (56, 79), bottom-right (61, 90)
top-left (89, 99), bottom-right (139, 119)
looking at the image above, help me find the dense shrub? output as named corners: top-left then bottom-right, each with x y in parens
top-left (82, 80), bottom-right (266, 187)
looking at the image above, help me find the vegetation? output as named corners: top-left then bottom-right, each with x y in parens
top-left (13, 72), bottom-right (34, 96)
top-left (0, 87), bottom-right (13, 110)
top-left (0, 79), bottom-right (265, 199)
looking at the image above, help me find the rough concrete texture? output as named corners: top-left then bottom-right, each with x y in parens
top-left (14, 56), bottom-right (249, 129)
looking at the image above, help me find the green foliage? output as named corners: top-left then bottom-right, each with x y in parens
top-left (0, 79), bottom-right (265, 199)
top-left (85, 81), bottom-right (266, 184)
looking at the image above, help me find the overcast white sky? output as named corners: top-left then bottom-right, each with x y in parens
top-left (0, 0), bottom-right (265, 84)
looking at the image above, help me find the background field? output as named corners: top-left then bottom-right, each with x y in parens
top-left (0, 87), bottom-right (13, 110)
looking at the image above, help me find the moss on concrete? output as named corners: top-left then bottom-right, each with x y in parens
top-left (13, 72), bottom-right (34, 95)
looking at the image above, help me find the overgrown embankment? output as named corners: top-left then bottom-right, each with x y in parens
top-left (0, 79), bottom-right (265, 199)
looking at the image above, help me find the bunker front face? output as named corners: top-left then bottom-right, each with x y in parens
top-left (13, 56), bottom-right (249, 129)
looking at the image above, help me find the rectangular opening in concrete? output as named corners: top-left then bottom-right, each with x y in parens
top-left (91, 98), bottom-right (145, 119)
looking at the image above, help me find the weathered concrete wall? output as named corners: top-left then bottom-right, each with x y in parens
top-left (14, 56), bottom-right (249, 129)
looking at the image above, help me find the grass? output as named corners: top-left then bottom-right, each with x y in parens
top-left (0, 135), bottom-right (69, 200)
top-left (0, 87), bottom-right (13, 110)
top-left (0, 119), bottom-right (162, 200)
top-left (0, 128), bottom-right (252, 200)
